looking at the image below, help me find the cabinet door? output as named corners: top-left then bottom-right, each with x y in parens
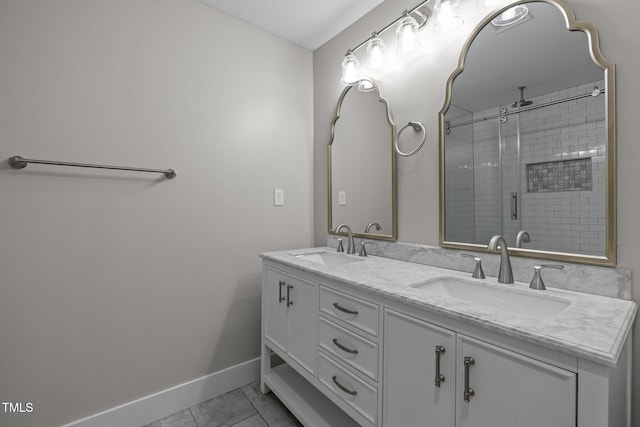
top-left (383, 309), bottom-right (456, 427)
top-left (286, 274), bottom-right (317, 375)
top-left (457, 335), bottom-right (576, 427)
top-left (263, 266), bottom-right (288, 352)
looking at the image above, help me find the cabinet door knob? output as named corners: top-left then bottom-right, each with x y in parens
top-left (278, 280), bottom-right (285, 302)
top-left (332, 375), bottom-right (358, 396)
top-left (332, 302), bottom-right (358, 316)
top-left (286, 284), bottom-right (294, 307)
top-left (463, 356), bottom-right (475, 402)
top-left (332, 338), bottom-right (359, 355)
top-left (435, 345), bottom-right (446, 387)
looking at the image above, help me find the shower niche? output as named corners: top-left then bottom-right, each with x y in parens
top-left (440, 0), bottom-right (615, 264)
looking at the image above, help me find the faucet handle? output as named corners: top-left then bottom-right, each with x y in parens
top-left (336, 239), bottom-right (344, 253)
top-left (461, 253), bottom-right (485, 279)
top-left (529, 264), bottom-right (564, 290)
top-left (358, 240), bottom-right (374, 257)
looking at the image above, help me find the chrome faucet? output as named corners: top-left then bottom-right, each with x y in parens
top-left (515, 230), bottom-right (531, 248)
top-left (358, 240), bottom-right (374, 257)
top-left (365, 222), bottom-right (381, 234)
top-left (461, 253), bottom-right (485, 279)
top-left (487, 235), bottom-right (514, 284)
top-left (529, 264), bottom-right (564, 290)
top-left (336, 224), bottom-right (356, 254)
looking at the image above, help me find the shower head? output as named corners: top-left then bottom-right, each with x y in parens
top-left (512, 86), bottom-right (534, 108)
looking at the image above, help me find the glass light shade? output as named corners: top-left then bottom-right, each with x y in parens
top-left (396, 15), bottom-right (421, 53)
top-left (367, 36), bottom-right (386, 70)
top-left (492, 5), bottom-right (529, 27)
top-left (340, 53), bottom-right (360, 86)
top-left (435, 0), bottom-right (464, 32)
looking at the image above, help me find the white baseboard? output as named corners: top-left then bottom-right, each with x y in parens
top-left (62, 357), bottom-right (260, 427)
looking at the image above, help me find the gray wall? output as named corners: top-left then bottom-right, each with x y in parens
top-left (313, 0), bottom-right (640, 423)
top-left (0, 1), bottom-right (313, 426)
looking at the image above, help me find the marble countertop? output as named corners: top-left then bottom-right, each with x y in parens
top-left (261, 247), bottom-right (637, 368)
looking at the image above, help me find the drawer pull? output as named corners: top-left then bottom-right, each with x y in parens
top-left (332, 375), bottom-right (358, 396)
top-left (333, 302), bottom-right (359, 316)
top-left (435, 345), bottom-right (446, 387)
top-left (286, 284), bottom-right (294, 307)
top-left (332, 338), bottom-right (359, 355)
top-left (278, 280), bottom-right (285, 302)
top-left (463, 356), bottom-right (475, 402)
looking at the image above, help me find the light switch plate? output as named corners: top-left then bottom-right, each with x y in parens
top-left (274, 188), bottom-right (285, 206)
top-left (338, 190), bottom-right (347, 206)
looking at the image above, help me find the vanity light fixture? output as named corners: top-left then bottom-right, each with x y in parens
top-left (339, 0), bottom-right (450, 87)
top-left (340, 50), bottom-right (361, 86)
top-left (491, 4), bottom-right (529, 27)
top-left (366, 32), bottom-right (386, 69)
top-left (396, 11), bottom-right (422, 53)
top-left (434, 0), bottom-right (464, 32)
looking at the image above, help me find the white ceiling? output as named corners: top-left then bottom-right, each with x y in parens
top-left (199, 0), bottom-right (384, 51)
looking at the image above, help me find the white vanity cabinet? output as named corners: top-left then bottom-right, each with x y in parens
top-left (317, 286), bottom-right (380, 426)
top-left (263, 265), bottom-right (317, 375)
top-left (383, 308), bottom-right (576, 427)
top-left (261, 262), bottom-right (364, 427)
top-left (383, 309), bottom-right (456, 427)
top-left (456, 334), bottom-right (576, 427)
top-left (260, 254), bottom-right (634, 427)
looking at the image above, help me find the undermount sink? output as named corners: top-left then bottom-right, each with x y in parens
top-left (411, 276), bottom-right (571, 319)
top-left (291, 250), bottom-right (364, 266)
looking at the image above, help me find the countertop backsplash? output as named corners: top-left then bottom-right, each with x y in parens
top-left (326, 236), bottom-right (631, 300)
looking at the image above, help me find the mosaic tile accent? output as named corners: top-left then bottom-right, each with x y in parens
top-left (527, 158), bottom-right (592, 193)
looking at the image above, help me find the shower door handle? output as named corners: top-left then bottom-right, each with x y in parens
top-left (511, 192), bottom-right (518, 220)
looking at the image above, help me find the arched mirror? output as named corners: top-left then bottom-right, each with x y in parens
top-left (329, 78), bottom-right (397, 241)
top-left (440, 0), bottom-right (615, 265)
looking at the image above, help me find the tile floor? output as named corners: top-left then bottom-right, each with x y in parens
top-left (143, 381), bottom-right (302, 427)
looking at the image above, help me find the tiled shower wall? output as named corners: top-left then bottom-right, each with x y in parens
top-left (446, 81), bottom-right (606, 255)
top-left (515, 81), bottom-right (606, 255)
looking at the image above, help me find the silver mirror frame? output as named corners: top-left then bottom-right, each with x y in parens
top-left (439, 0), bottom-right (616, 265)
top-left (328, 78), bottom-right (398, 241)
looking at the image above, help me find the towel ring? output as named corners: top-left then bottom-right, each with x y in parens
top-left (395, 121), bottom-right (426, 157)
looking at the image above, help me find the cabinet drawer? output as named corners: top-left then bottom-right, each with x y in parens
top-left (319, 317), bottom-right (379, 381)
top-left (319, 286), bottom-right (379, 337)
top-left (318, 352), bottom-right (378, 425)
